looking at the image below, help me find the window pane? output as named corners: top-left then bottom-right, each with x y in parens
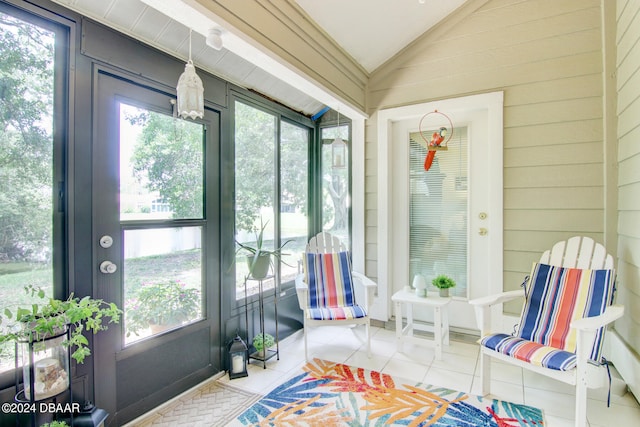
top-left (0, 13), bottom-right (55, 373)
top-left (123, 227), bottom-right (203, 345)
top-left (409, 127), bottom-right (468, 298)
top-left (234, 101), bottom-right (276, 299)
top-left (280, 122), bottom-right (309, 284)
top-left (119, 103), bottom-right (204, 220)
top-left (321, 125), bottom-right (350, 246)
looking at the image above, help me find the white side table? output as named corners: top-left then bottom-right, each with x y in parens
top-left (391, 289), bottom-right (451, 359)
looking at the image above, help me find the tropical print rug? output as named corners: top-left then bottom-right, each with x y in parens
top-left (227, 358), bottom-right (544, 426)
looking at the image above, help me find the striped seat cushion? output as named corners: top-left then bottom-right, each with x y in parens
top-left (481, 262), bottom-right (615, 370)
top-left (481, 333), bottom-right (577, 371)
top-left (303, 251), bottom-right (366, 319)
top-left (306, 306), bottom-right (367, 320)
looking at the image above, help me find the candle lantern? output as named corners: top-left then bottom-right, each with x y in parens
top-left (18, 325), bottom-right (70, 402)
top-left (228, 334), bottom-right (248, 379)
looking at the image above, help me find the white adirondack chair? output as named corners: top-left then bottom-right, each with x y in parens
top-left (295, 232), bottom-right (377, 361)
top-left (470, 236), bottom-right (624, 427)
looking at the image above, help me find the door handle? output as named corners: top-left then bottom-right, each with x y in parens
top-left (479, 228), bottom-right (488, 236)
top-left (100, 261), bottom-right (117, 274)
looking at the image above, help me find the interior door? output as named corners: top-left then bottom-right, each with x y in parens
top-left (92, 71), bottom-right (220, 425)
top-left (388, 101), bottom-right (503, 332)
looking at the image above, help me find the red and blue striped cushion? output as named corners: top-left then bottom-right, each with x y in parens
top-left (303, 251), bottom-right (367, 320)
top-left (481, 262), bottom-right (615, 371)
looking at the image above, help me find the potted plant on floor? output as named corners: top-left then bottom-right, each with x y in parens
top-left (125, 280), bottom-right (201, 336)
top-left (0, 285), bottom-right (121, 400)
top-left (235, 218), bottom-right (292, 280)
top-left (432, 274), bottom-right (456, 297)
top-left (252, 333), bottom-right (275, 358)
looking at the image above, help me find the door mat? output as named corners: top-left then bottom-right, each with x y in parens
top-left (129, 379), bottom-right (262, 427)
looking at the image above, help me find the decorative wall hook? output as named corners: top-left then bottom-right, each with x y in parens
top-left (418, 110), bottom-right (454, 171)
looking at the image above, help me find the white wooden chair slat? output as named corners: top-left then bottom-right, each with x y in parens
top-left (575, 237), bottom-right (594, 269)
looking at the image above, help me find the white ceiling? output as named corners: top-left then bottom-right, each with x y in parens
top-left (295, 0), bottom-right (467, 72)
top-left (51, 0), bottom-right (466, 117)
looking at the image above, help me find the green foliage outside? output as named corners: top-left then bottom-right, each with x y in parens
top-left (0, 13), bottom-right (54, 263)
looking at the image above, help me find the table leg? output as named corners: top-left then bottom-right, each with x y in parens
top-left (434, 306), bottom-right (442, 360)
top-left (395, 301), bottom-right (403, 352)
top-left (406, 303), bottom-right (413, 338)
top-left (442, 304), bottom-right (450, 346)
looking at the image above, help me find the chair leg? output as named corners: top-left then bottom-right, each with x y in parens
top-left (366, 321), bottom-right (371, 358)
top-left (575, 378), bottom-right (588, 427)
top-left (480, 350), bottom-right (491, 396)
top-left (304, 322), bottom-right (309, 362)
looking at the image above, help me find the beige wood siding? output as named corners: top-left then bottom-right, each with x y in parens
top-left (366, 0), bottom-right (607, 314)
top-left (193, 0), bottom-right (368, 112)
top-left (615, 0), bottom-right (640, 358)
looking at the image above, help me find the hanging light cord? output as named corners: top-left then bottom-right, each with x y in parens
top-left (188, 29), bottom-right (193, 63)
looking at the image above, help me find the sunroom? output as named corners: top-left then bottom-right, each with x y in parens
top-left (0, 0), bottom-right (639, 426)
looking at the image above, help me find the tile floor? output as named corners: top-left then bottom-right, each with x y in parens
top-left (152, 325), bottom-right (640, 426)
top-left (220, 325), bottom-right (640, 427)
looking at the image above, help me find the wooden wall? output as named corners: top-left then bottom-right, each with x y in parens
top-left (366, 0), bottom-right (609, 314)
top-left (614, 0), bottom-right (640, 381)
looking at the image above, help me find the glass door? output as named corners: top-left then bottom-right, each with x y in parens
top-left (93, 72), bottom-right (220, 425)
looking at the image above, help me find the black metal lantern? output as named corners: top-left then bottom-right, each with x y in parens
top-left (228, 334), bottom-right (248, 379)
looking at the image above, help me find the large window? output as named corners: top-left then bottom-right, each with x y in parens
top-left (409, 127), bottom-right (468, 297)
top-left (233, 100), bottom-right (311, 299)
top-left (0, 7), bottom-right (66, 373)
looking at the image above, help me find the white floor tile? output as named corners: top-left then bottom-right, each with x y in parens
top-left (138, 326), bottom-right (640, 427)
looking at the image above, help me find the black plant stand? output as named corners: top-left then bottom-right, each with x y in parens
top-left (244, 275), bottom-right (279, 369)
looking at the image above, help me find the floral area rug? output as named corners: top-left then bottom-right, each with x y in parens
top-left (227, 358), bottom-right (544, 426)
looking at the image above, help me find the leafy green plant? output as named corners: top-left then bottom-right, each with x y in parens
top-left (0, 286), bottom-right (121, 364)
top-left (252, 333), bottom-right (275, 352)
top-left (432, 274), bottom-right (456, 289)
top-left (40, 421), bottom-right (69, 427)
top-left (234, 218), bottom-right (292, 279)
top-left (125, 280), bottom-right (200, 335)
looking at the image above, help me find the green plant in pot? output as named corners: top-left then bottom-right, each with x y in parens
top-left (0, 286), bottom-right (121, 400)
top-left (252, 332), bottom-right (275, 357)
top-left (432, 274), bottom-right (456, 297)
top-left (235, 218), bottom-right (292, 280)
top-left (125, 280), bottom-right (201, 336)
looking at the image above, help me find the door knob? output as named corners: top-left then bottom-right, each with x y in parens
top-left (100, 261), bottom-right (117, 274)
top-left (479, 228), bottom-right (488, 236)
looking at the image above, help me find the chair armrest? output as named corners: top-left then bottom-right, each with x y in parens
top-left (352, 271), bottom-right (377, 309)
top-left (571, 305), bottom-right (624, 331)
top-left (295, 274), bottom-right (309, 310)
top-left (469, 289), bottom-right (524, 336)
top-left (469, 289), bottom-right (525, 308)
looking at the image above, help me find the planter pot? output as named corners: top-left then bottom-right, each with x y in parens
top-left (439, 288), bottom-right (449, 297)
top-left (246, 253), bottom-right (272, 279)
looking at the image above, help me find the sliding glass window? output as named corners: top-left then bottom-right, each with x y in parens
top-left (233, 101), bottom-right (311, 300)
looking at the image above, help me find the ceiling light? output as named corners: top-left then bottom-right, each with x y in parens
top-left (176, 29), bottom-right (204, 120)
top-left (206, 28), bottom-right (223, 51)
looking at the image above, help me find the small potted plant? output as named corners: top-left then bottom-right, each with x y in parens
top-left (0, 286), bottom-right (121, 400)
top-left (432, 274), bottom-right (456, 297)
top-left (125, 280), bottom-right (201, 336)
top-left (252, 332), bottom-right (275, 358)
top-left (235, 218), bottom-right (292, 280)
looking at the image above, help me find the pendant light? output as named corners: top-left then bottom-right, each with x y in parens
top-left (331, 110), bottom-right (347, 169)
top-left (176, 29), bottom-right (204, 120)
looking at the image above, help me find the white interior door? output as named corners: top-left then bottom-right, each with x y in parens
top-left (375, 92), bottom-right (504, 332)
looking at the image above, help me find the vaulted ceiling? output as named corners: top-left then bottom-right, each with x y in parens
top-left (51, 0), bottom-right (467, 117)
